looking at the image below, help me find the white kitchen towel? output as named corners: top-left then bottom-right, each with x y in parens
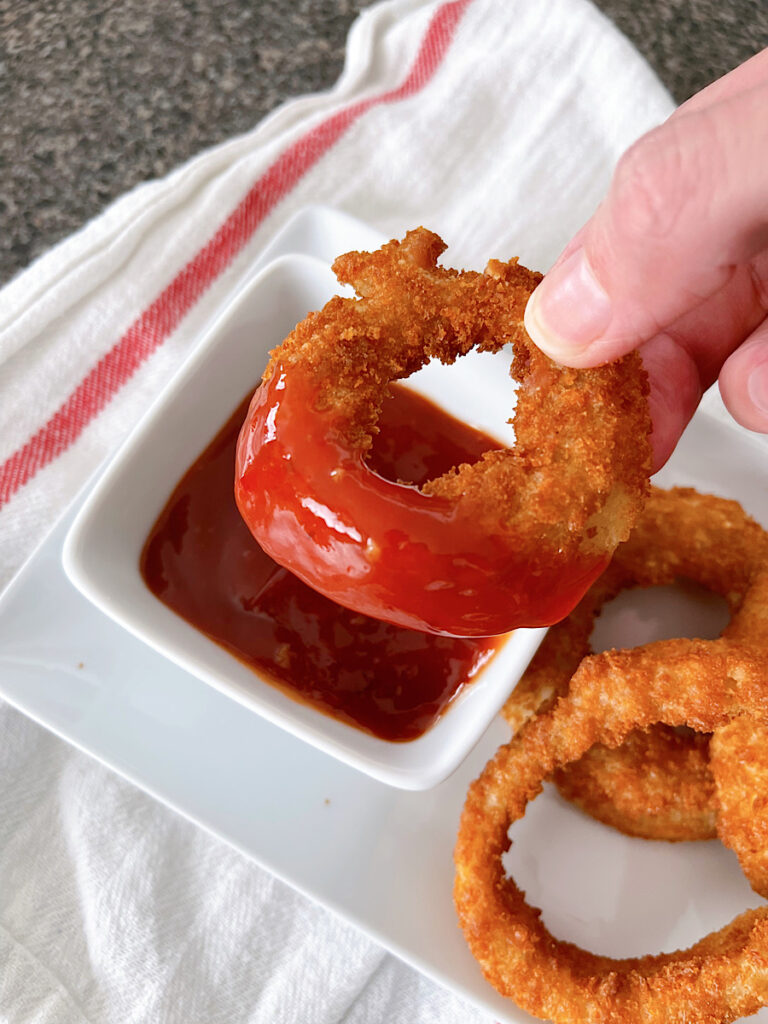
top-left (0, 0), bottom-right (674, 1021)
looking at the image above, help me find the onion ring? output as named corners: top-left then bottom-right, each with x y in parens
top-left (235, 228), bottom-right (651, 637)
top-left (500, 486), bottom-right (768, 841)
top-left (455, 636), bottom-right (768, 1024)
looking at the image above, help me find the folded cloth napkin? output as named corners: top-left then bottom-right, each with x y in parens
top-left (0, 0), bottom-right (674, 1020)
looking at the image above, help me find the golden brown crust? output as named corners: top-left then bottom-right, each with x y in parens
top-left (455, 631), bottom-right (768, 1024)
top-left (265, 228), bottom-right (651, 563)
top-left (501, 486), bottom-right (768, 842)
top-left (552, 727), bottom-right (716, 842)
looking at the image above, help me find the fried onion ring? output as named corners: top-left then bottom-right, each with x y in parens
top-left (501, 486), bottom-right (768, 841)
top-left (455, 635), bottom-right (768, 1024)
top-left (235, 229), bottom-right (651, 637)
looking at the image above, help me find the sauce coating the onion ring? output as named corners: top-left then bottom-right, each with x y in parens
top-left (236, 229), bottom-right (651, 637)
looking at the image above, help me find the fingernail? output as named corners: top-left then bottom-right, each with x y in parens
top-left (524, 247), bottom-right (612, 360)
top-left (747, 363), bottom-right (768, 416)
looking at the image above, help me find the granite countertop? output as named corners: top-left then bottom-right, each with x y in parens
top-left (1, 0), bottom-right (766, 285)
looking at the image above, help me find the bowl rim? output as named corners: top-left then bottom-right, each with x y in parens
top-left (62, 245), bottom-right (546, 791)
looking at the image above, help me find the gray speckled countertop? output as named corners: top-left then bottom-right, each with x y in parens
top-left (1, 0), bottom-right (766, 285)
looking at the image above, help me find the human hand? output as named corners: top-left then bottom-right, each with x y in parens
top-left (523, 48), bottom-right (768, 471)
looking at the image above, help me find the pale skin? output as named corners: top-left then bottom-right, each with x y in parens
top-left (524, 47), bottom-right (768, 472)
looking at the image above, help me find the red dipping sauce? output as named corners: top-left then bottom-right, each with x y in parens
top-left (141, 386), bottom-right (502, 741)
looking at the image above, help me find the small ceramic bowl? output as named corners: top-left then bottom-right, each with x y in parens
top-left (63, 208), bottom-right (546, 790)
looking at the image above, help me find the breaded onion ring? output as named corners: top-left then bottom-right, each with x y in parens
top-left (501, 486), bottom-right (768, 841)
top-left (455, 636), bottom-right (768, 1024)
top-left (235, 229), bottom-right (651, 637)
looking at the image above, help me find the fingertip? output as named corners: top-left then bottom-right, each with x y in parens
top-left (523, 285), bottom-right (588, 368)
top-left (523, 249), bottom-right (612, 368)
top-left (719, 326), bottom-right (768, 434)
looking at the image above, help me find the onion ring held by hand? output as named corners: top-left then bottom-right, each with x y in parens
top-left (501, 486), bottom-right (768, 841)
top-left (455, 638), bottom-right (768, 1024)
top-left (235, 229), bottom-right (651, 637)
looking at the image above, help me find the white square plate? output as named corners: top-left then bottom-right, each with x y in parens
top-left (2, 206), bottom-right (768, 1022)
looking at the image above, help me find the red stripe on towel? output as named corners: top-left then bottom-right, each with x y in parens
top-left (0, 0), bottom-right (471, 509)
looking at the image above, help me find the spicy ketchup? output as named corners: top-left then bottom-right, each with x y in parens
top-left (141, 387), bottom-right (501, 741)
top-left (235, 370), bottom-right (607, 637)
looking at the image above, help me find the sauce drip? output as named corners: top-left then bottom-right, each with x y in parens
top-left (141, 386), bottom-right (502, 741)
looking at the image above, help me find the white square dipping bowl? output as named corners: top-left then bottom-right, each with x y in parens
top-left (63, 214), bottom-right (547, 790)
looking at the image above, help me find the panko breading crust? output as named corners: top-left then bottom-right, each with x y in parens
top-left (456, 624), bottom-right (768, 1024)
top-left (501, 487), bottom-right (768, 842)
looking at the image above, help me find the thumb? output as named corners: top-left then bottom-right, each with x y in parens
top-left (524, 79), bottom-right (768, 368)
